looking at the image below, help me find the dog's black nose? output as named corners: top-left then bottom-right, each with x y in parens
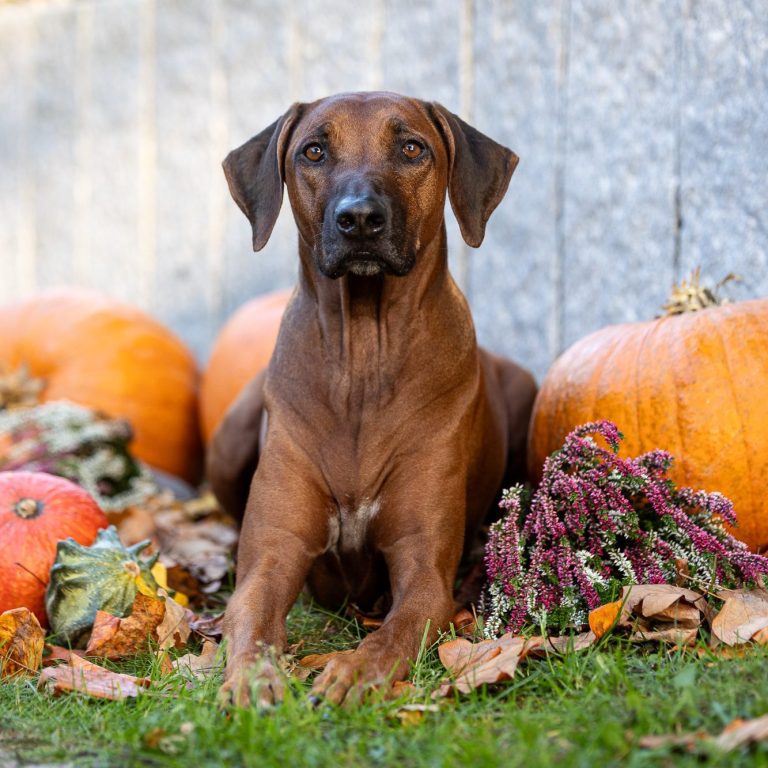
top-left (334, 196), bottom-right (388, 239)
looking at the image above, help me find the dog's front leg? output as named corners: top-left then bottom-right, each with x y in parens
top-left (312, 478), bottom-right (464, 705)
top-left (220, 455), bottom-right (329, 708)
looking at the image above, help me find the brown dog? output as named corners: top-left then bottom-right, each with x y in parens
top-left (209, 92), bottom-right (536, 706)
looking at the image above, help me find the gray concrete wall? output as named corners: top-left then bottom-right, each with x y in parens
top-left (0, 0), bottom-right (766, 381)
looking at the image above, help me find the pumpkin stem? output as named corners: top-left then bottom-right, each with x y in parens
top-left (662, 268), bottom-right (741, 316)
top-left (123, 560), bottom-right (141, 578)
top-left (14, 498), bottom-right (42, 519)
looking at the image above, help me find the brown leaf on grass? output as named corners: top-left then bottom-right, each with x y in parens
top-left (42, 645), bottom-right (86, 667)
top-left (38, 654), bottom-right (150, 700)
top-left (638, 730), bottom-right (708, 750)
top-left (711, 588), bottom-right (768, 646)
top-left (527, 631), bottom-right (596, 657)
top-left (588, 585), bottom-right (706, 646)
top-left (171, 640), bottom-right (221, 681)
top-left (391, 703), bottom-right (440, 725)
top-left (189, 612), bottom-right (224, 641)
top-left (638, 714), bottom-right (768, 753)
top-left (435, 634), bottom-right (544, 696)
top-left (85, 592), bottom-right (166, 659)
top-left (0, 608), bottom-right (44, 678)
top-left (715, 714), bottom-right (768, 750)
top-left (621, 584), bottom-right (705, 625)
top-left (298, 648), bottom-right (355, 670)
top-left (628, 627), bottom-right (698, 646)
top-left (156, 589), bottom-right (191, 650)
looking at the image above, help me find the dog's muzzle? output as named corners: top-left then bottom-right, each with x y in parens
top-left (318, 192), bottom-right (414, 279)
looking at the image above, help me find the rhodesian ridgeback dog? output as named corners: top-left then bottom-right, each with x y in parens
top-left (209, 92), bottom-right (536, 707)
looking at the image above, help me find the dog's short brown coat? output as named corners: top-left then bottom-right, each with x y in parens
top-left (209, 92), bottom-right (536, 706)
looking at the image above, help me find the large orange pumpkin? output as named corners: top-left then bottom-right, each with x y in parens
top-left (200, 288), bottom-right (292, 442)
top-left (0, 471), bottom-right (107, 625)
top-left (0, 290), bottom-right (202, 482)
top-left (528, 294), bottom-right (768, 551)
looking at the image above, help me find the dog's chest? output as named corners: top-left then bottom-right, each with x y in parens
top-left (326, 499), bottom-right (381, 554)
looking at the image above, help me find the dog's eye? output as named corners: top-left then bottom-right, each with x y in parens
top-left (304, 144), bottom-right (324, 162)
top-left (402, 141), bottom-right (424, 160)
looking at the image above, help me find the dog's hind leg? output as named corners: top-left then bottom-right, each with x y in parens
top-left (207, 369), bottom-right (267, 521)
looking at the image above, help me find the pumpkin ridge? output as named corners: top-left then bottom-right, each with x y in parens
top-left (633, 318), bottom-right (657, 454)
top-left (705, 309), bottom-right (756, 543)
top-left (669, 316), bottom-right (693, 490)
top-left (592, 327), bottom-right (629, 447)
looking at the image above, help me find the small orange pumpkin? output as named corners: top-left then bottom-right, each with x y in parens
top-left (0, 289), bottom-right (202, 482)
top-left (528, 277), bottom-right (768, 551)
top-left (200, 288), bottom-right (292, 442)
top-left (0, 471), bottom-right (107, 625)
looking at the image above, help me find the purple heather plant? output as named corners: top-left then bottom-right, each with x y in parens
top-left (483, 420), bottom-right (768, 637)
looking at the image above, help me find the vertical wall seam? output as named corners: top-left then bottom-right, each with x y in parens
top-left (137, 0), bottom-right (156, 309)
top-left (368, 0), bottom-right (384, 90)
top-left (552, 0), bottom-right (571, 357)
top-left (17, 8), bottom-right (36, 294)
top-left (288, 0), bottom-right (303, 100)
top-left (74, 2), bottom-right (93, 286)
top-left (672, 0), bottom-right (684, 282)
top-left (207, 0), bottom-right (227, 342)
top-left (457, 0), bottom-right (474, 295)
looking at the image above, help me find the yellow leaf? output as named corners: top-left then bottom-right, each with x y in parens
top-left (588, 599), bottom-right (622, 639)
top-left (150, 563), bottom-right (189, 606)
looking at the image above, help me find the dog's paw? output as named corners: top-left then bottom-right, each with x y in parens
top-left (310, 649), bottom-right (406, 707)
top-left (219, 654), bottom-right (287, 709)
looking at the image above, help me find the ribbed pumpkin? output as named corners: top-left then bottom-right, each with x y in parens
top-left (200, 288), bottom-right (292, 442)
top-left (0, 471), bottom-right (107, 625)
top-left (528, 281), bottom-right (768, 552)
top-left (0, 289), bottom-right (202, 482)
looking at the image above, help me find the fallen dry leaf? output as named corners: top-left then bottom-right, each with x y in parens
top-left (189, 612), bottom-right (224, 641)
top-left (527, 631), bottom-right (596, 657)
top-left (621, 584), bottom-right (705, 624)
top-left (715, 714), bottom-right (768, 750)
top-left (38, 654), bottom-right (151, 700)
top-left (638, 730), bottom-right (708, 750)
top-left (85, 592), bottom-right (166, 659)
top-left (391, 703), bottom-right (439, 725)
top-left (711, 588), bottom-right (768, 646)
top-left (171, 640), bottom-right (221, 681)
top-left (435, 634), bottom-right (544, 696)
top-left (588, 600), bottom-right (623, 639)
top-left (638, 713), bottom-right (768, 753)
top-left (629, 627), bottom-right (698, 646)
top-left (0, 607), bottom-right (44, 678)
top-left (589, 585), bottom-right (705, 646)
top-left (156, 589), bottom-right (191, 651)
top-left (42, 645), bottom-right (86, 667)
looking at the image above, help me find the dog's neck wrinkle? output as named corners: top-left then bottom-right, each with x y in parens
top-left (291, 228), bottom-right (474, 421)
top-left (297, 231), bottom-right (449, 357)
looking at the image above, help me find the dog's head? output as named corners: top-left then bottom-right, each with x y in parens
top-left (223, 92), bottom-right (518, 279)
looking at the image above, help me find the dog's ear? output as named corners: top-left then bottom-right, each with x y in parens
top-left (430, 103), bottom-right (518, 248)
top-left (223, 104), bottom-right (302, 252)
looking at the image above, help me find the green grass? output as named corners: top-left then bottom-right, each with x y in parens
top-left (3, 599), bottom-right (768, 768)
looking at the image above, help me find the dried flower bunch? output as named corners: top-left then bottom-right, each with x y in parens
top-left (483, 420), bottom-right (768, 637)
top-left (0, 402), bottom-right (154, 510)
